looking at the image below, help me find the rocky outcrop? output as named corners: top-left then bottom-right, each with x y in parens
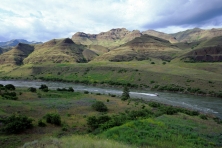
top-left (181, 46), bottom-right (222, 62)
top-left (142, 30), bottom-right (178, 43)
top-left (72, 28), bottom-right (142, 48)
top-left (95, 35), bottom-right (181, 62)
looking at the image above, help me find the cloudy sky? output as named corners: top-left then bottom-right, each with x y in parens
top-left (0, 0), bottom-right (222, 42)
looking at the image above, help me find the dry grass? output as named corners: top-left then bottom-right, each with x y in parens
top-left (21, 135), bottom-right (137, 148)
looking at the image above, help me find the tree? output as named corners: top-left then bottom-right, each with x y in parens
top-left (121, 86), bottom-right (130, 101)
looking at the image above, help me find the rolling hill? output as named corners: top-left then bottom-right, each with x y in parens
top-left (94, 34), bottom-right (181, 62)
top-left (180, 36), bottom-right (222, 62)
top-left (0, 43), bottom-right (34, 65)
top-left (171, 28), bottom-right (222, 43)
top-left (23, 38), bottom-right (98, 64)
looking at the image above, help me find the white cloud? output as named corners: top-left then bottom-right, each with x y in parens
top-left (0, 0), bottom-right (222, 42)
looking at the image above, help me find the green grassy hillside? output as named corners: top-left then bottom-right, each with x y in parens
top-left (94, 35), bottom-right (181, 62)
top-left (0, 43), bottom-right (34, 65)
top-left (23, 38), bottom-right (97, 64)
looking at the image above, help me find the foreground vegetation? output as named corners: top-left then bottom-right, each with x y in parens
top-left (0, 84), bottom-right (222, 148)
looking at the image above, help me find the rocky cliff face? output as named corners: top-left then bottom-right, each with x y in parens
top-left (142, 30), bottom-right (178, 43)
top-left (181, 46), bottom-right (222, 62)
top-left (72, 28), bottom-right (141, 48)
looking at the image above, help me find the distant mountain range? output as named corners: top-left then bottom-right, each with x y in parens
top-left (1, 27), bottom-right (222, 65)
top-left (0, 39), bottom-right (42, 48)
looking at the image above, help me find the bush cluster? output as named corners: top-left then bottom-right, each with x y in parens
top-left (0, 84), bottom-right (16, 91)
top-left (148, 101), bottom-right (199, 116)
top-left (157, 84), bottom-right (185, 92)
top-left (87, 109), bottom-right (154, 131)
top-left (1, 114), bottom-right (33, 134)
top-left (57, 87), bottom-right (74, 92)
top-left (1, 92), bottom-right (18, 100)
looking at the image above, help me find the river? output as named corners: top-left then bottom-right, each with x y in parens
top-left (0, 80), bottom-right (221, 119)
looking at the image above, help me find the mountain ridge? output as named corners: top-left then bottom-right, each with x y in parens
top-left (1, 27), bottom-right (222, 65)
top-left (0, 39), bottom-right (42, 49)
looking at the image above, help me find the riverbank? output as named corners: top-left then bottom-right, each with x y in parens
top-left (0, 80), bottom-right (222, 119)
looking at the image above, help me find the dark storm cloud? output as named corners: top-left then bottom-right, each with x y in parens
top-left (143, 0), bottom-right (222, 29)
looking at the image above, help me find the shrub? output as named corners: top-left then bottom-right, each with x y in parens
top-left (68, 87), bottom-right (74, 92)
top-left (150, 80), bottom-right (155, 84)
top-left (213, 117), bottom-right (222, 124)
top-left (38, 119), bottom-right (46, 127)
top-left (62, 122), bottom-right (69, 131)
top-left (44, 113), bottom-right (61, 126)
top-left (28, 87), bottom-right (37, 92)
top-left (39, 84), bottom-right (49, 92)
top-left (200, 114), bottom-right (208, 120)
top-left (84, 91), bottom-right (89, 94)
top-left (2, 114), bottom-right (33, 134)
top-left (92, 101), bottom-right (108, 112)
top-left (151, 62), bottom-right (155, 64)
top-left (5, 84), bottom-right (15, 90)
top-left (148, 102), bottom-right (161, 108)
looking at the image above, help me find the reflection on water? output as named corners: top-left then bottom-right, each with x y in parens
top-left (0, 80), bottom-right (221, 119)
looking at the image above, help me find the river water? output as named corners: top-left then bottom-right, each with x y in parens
top-left (0, 80), bottom-right (221, 119)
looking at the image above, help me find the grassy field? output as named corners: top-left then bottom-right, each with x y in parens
top-left (0, 85), bottom-right (222, 148)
